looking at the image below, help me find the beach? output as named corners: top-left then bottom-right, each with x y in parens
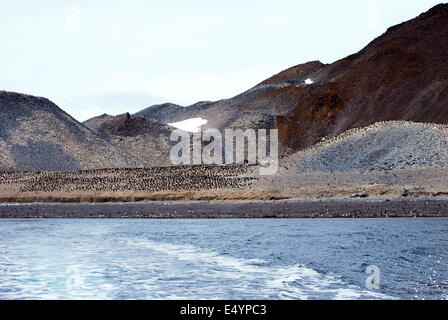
top-left (1, 198), bottom-right (448, 218)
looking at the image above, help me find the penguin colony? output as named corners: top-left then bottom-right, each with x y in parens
top-left (0, 165), bottom-right (257, 193)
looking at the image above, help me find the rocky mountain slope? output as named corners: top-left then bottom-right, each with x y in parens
top-left (287, 121), bottom-right (448, 171)
top-left (2, 4), bottom-right (448, 172)
top-left (83, 112), bottom-right (177, 167)
top-left (0, 91), bottom-right (136, 171)
top-left (273, 3), bottom-right (448, 153)
top-left (134, 4), bottom-right (448, 156)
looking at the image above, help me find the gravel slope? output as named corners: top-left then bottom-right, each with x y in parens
top-left (287, 121), bottom-right (448, 171)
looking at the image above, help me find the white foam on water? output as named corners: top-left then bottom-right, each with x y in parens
top-left (0, 261), bottom-right (118, 300)
top-left (0, 235), bottom-right (394, 300)
top-left (129, 238), bottom-right (395, 300)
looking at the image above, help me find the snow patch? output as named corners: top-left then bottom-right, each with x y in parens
top-left (304, 79), bottom-right (314, 85)
top-left (168, 118), bottom-right (208, 133)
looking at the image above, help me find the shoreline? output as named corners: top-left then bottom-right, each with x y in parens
top-left (1, 198), bottom-right (448, 218)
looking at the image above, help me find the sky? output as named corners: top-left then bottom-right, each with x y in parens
top-left (0, 0), bottom-right (443, 121)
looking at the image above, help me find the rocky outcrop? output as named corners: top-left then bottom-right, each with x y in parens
top-left (84, 112), bottom-right (178, 167)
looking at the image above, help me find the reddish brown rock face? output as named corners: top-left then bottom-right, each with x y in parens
top-left (133, 4), bottom-right (448, 156)
top-left (270, 4), bottom-right (448, 152)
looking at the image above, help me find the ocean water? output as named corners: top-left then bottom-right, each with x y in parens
top-left (0, 218), bottom-right (446, 300)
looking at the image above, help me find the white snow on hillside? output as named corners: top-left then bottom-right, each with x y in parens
top-left (304, 79), bottom-right (314, 85)
top-left (168, 118), bottom-right (208, 132)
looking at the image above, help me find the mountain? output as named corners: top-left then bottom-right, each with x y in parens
top-left (274, 3), bottom-right (448, 152)
top-left (2, 4), bottom-right (448, 171)
top-left (135, 4), bottom-right (448, 155)
top-left (0, 91), bottom-right (136, 171)
top-left (83, 112), bottom-right (177, 167)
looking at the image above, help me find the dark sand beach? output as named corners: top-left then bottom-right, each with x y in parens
top-left (1, 198), bottom-right (448, 219)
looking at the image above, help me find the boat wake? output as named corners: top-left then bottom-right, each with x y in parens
top-left (129, 238), bottom-right (394, 300)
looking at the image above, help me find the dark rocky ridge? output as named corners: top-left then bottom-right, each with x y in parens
top-left (83, 112), bottom-right (179, 167)
top-left (84, 112), bottom-right (173, 138)
top-left (134, 103), bottom-right (184, 123)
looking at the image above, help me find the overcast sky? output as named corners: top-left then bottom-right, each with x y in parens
top-left (0, 0), bottom-right (442, 121)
